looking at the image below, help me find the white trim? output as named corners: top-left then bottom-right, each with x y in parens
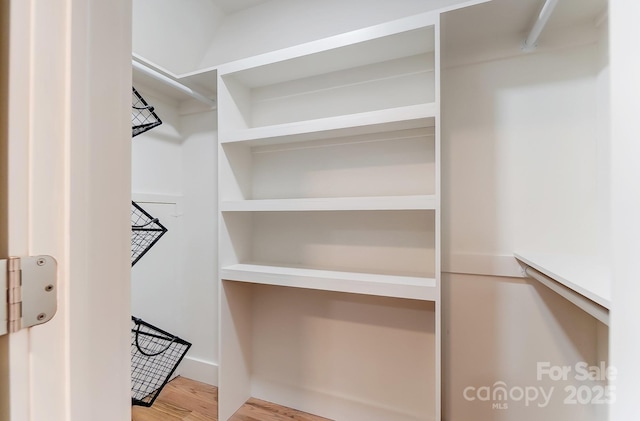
top-left (442, 253), bottom-right (525, 278)
top-left (178, 357), bottom-right (219, 387)
top-left (610, 2), bottom-right (640, 418)
top-left (132, 193), bottom-right (183, 204)
top-left (3, 0), bottom-right (32, 419)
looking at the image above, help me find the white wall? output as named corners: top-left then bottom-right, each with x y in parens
top-left (131, 201), bottom-right (184, 334)
top-left (443, 273), bottom-right (602, 421)
top-left (131, 85), bottom-right (218, 385)
top-left (441, 17), bottom-right (609, 421)
top-left (131, 91), bottom-right (183, 195)
top-left (132, 0), bottom-right (225, 74)
top-left (442, 44), bottom-right (602, 264)
top-left (609, 1), bottom-right (640, 420)
top-left (250, 286), bottom-right (436, 421)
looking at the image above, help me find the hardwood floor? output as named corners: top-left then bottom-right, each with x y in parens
top-left (131, 377), bottom-right (332, 421)
top-left (131, 377), bottom-right (217, 421)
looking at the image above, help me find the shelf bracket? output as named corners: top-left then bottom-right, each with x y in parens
top-left (1, 255), bottom-right (58, 336)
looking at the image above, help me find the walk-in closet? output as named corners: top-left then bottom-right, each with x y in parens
top-left (128, 0), bottom-right (613, 420)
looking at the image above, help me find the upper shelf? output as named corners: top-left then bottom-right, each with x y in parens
top-left (514, 252), bottom-right (611, 309)
top-left (220, 103), bottom-right (436, 146)
top-left (217, 13), bottom-right (437, 83)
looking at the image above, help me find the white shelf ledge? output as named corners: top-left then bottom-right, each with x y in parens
top-left (217, 13), bottom-right (437, 83)
top-left (132, 55), bottom-right (216, 111)
top-left (219, 103), bottom-right (436, 147)
top-left (515, 252), bottom-right (610, 324)
top-left (220, 195), bottom-right (436, 212)
top-left (220, 263), bottom-right (437, 301)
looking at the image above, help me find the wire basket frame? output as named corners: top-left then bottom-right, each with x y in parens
top-left (131, 201), bottom-right (168, 267)
top-left (132, 87), bottom-right (162, 137)
top-left (131, 316), bottom-right (191, 406)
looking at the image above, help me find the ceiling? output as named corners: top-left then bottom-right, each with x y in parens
top-left (213, 0), bottom-right (268, 14)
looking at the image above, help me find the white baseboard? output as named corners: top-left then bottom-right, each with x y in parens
top-left (251, 378), bottom-right (431, 421)
top-left (177, 356), bottom-right (218, 386)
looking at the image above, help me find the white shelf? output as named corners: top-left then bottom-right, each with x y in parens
top-left (220, 103), bottom-right (436, 146)
top-left (217, 14), bottom-right (436, 84)
top-left (220, 263), bottom-right (437, 301)
top-left (515, 253), bottom-right (610, 325)
top-left (514, 252), bottom-right (611, 310)
top-left (132, 55), bottom-right (216, 108)
top-left (220, 195), bottom-right (436, 212)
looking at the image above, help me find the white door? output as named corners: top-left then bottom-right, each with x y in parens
top-left (0, 1), bottom-right (132, 420)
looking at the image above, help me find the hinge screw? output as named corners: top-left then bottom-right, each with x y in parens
top-left (37, 313), bottom-right (46, 321)
top-left (45, 284), bottom-right (54, 292)
top-left (36, 258), bottom-right (46, 266)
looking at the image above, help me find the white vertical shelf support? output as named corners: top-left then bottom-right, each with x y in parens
top-left (433, 15), bottom-right (442, 421)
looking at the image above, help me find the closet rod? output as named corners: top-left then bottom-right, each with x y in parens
top-left (132, 60), bottom-right (216, 107)
top-left (522, 0), bottom-right (559, 52)
top-left (523, 265), bottom-right (609, 325)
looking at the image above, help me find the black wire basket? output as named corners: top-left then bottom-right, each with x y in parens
top-left (132, 87), bottom-right (162, 137)
top-left (131, 316), bottom-right (192, 407)
top-left (131, 201), bottom-right (168, 267)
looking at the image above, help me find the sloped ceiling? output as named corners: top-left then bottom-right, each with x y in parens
top-left (133, 0), bottom-right (477, 74)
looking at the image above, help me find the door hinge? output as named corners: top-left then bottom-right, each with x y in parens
top-left (2, 256), bottom-right (57, 335)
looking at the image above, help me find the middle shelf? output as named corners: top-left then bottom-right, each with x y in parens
top-left (220, 126), bottom-right (435, 202)
top-left (220, 103), bottom-right (436, 146)
top-left (221, 263), bottom-right (437, 300)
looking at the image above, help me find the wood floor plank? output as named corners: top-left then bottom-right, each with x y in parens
top-left (132, 401), bottom-right (186, 421)
top-left (159, 383), bottom-right (218, 415)
top-left (229, 398), bottom-right (332, 421)
top-left (132, 377), bottom-right (217, 421)
top-left (183, 411), bottom-right (216, 421)
top-left (131, 377), bottom-right (332, 421)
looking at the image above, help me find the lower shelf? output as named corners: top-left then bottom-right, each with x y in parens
top-left (220, 195), bottom-right (436, 212)
top-left (220, 263), bottom-right (437, 300)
